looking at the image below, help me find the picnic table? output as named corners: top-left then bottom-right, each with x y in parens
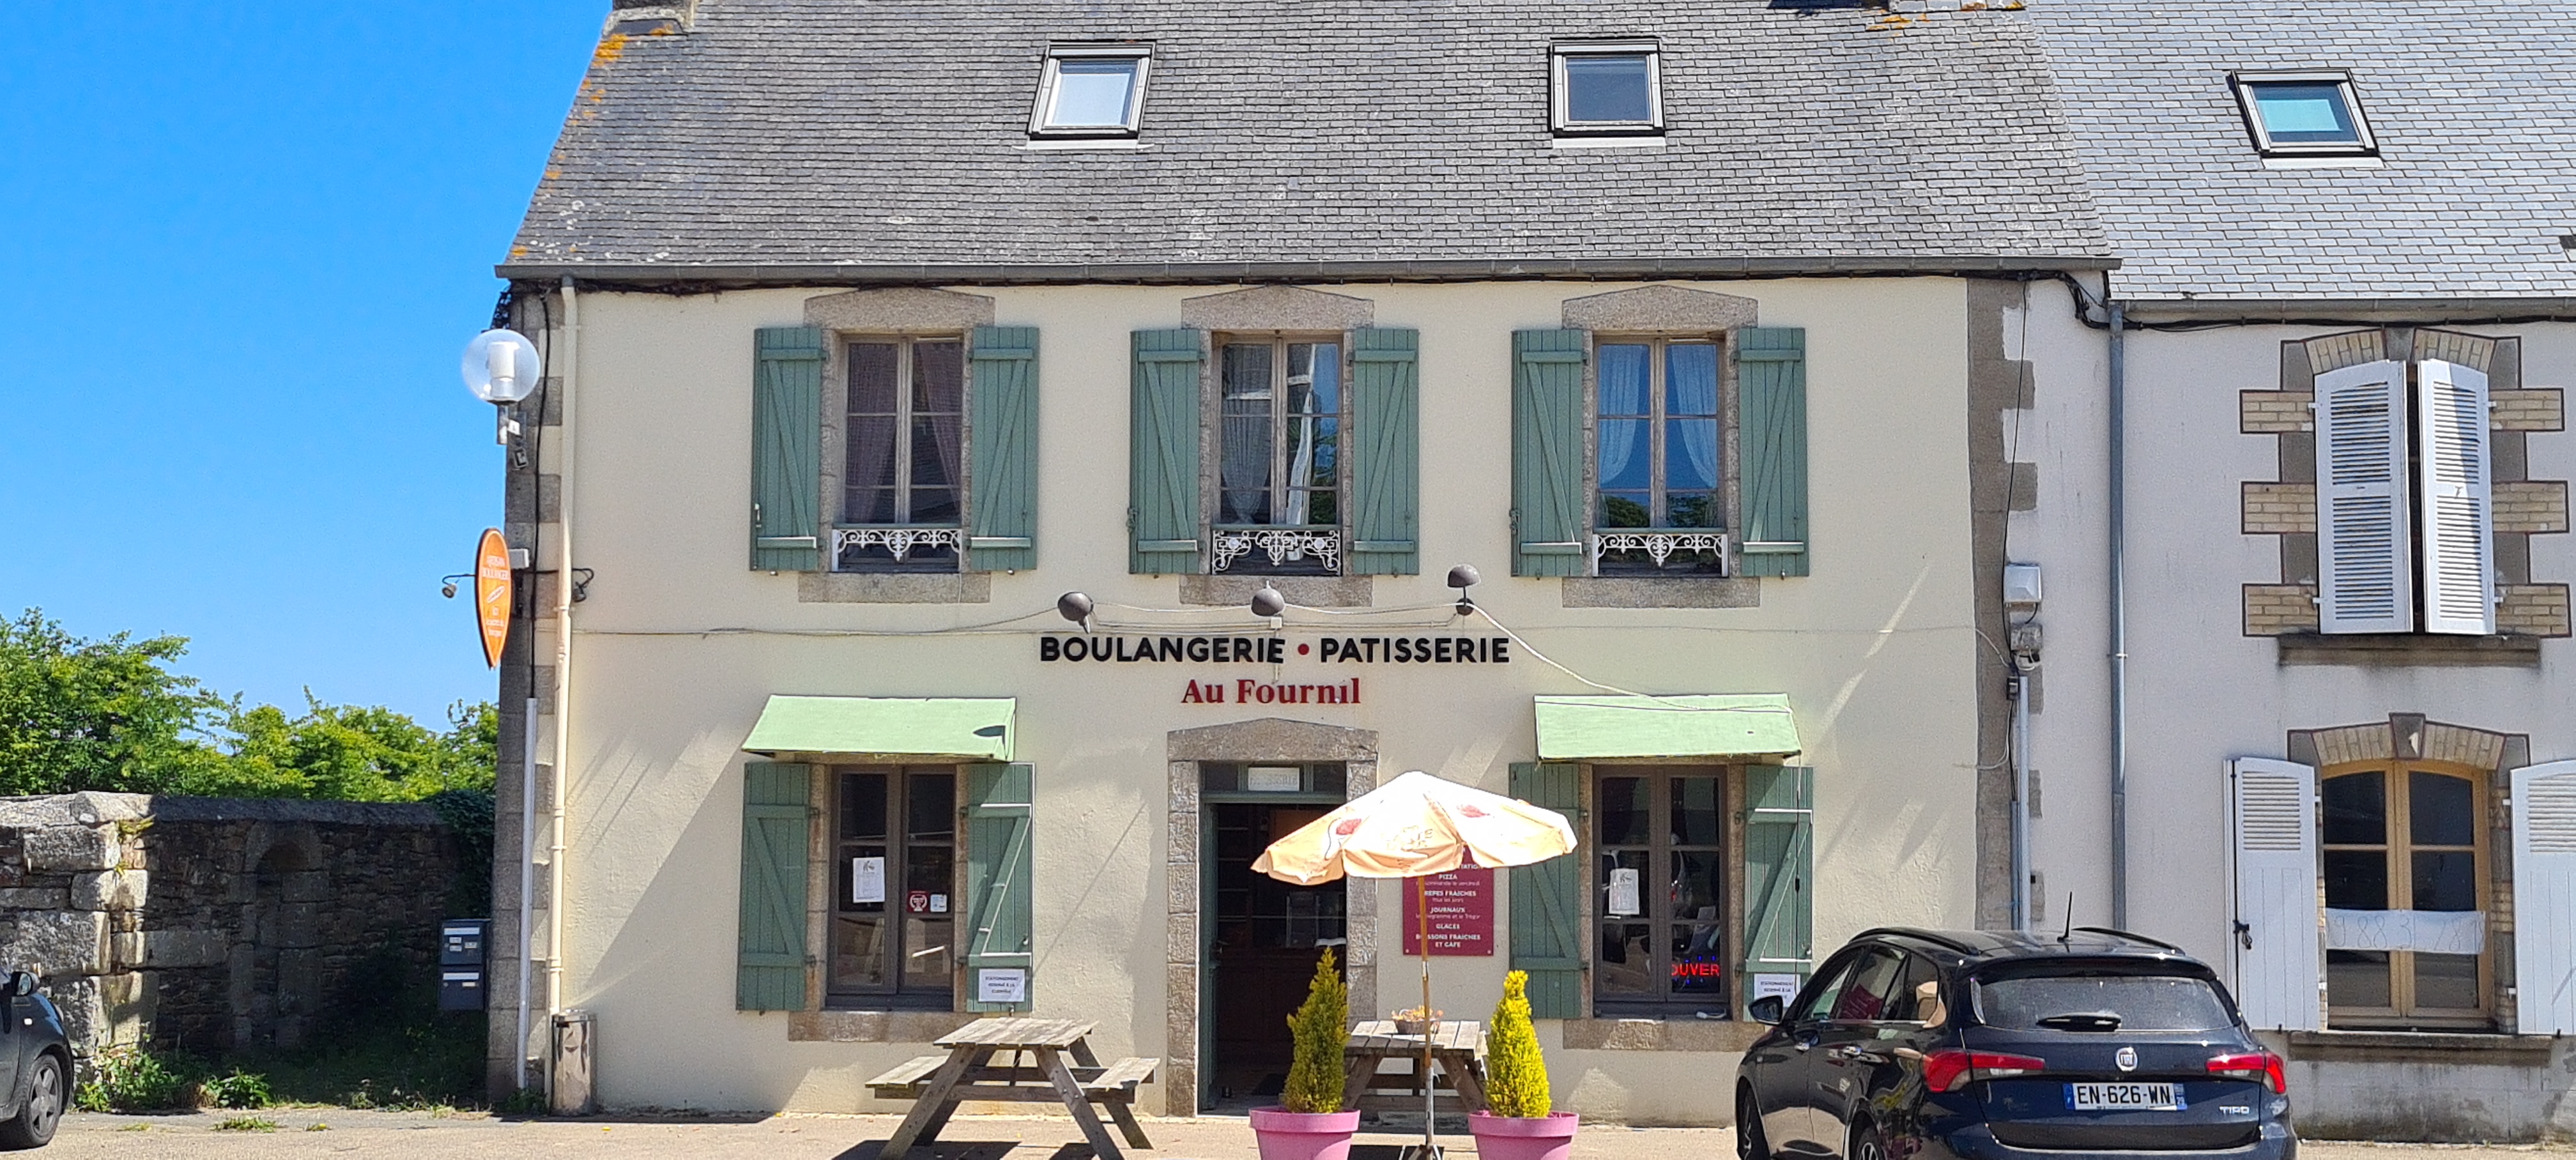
top-left (867, 1017), bottom-right (1159, 1160)
top-left (1342, 1019), bottom-right (1487, 1116)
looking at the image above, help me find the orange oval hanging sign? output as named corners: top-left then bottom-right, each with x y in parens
top-left (475, 528), bottom-right (513, 669)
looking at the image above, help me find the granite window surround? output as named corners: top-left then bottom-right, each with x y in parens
top-left (1560, 285), bottom-right (1765, 609)
top-left (801, 289), bottom-right (1001, 603)
top-left (2241, 326), bottom-right (2570, 658)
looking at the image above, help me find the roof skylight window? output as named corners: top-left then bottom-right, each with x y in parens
top-left (1032, 46), bottom-right (1150, 138)
top-left (2232, 71), bottom-right (2375, 156)
top-left (1552, 41), bottom-right (1663, 135)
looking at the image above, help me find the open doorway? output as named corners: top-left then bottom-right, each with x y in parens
top-left (1201, 763), bottom-right (1347, 1109)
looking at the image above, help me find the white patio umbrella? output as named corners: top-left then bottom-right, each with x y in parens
top-left (1254, 770), bottom-right (1578, 1159)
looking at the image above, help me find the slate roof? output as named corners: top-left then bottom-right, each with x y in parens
top-left (2028, 0), bottom-right (2576, 302)
top-left (501, 1), bottom-right (2112, 283)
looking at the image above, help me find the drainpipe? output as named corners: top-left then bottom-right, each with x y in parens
top-left (516, 693), bottom-right (537, 1088)
top-left (2011, 667), bottom-right (2032, 933)
top-left (2106, 298), bottom-right (2129, 930)
top-left (544, 276), bottom-right (580, 1094)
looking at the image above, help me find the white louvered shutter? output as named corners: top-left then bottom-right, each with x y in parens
top-left (2512, 760), bottom-right (2576, 1034)
top-left (2314, 360), bottom-right (2415, 634)
top-left (2232, 758), bottom-right (2321, 1031)
top-left (2415, 359), bottom-right (2497, 635)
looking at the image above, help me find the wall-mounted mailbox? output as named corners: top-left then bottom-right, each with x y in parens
top-left (441, 919), bottom-right (490, 1011)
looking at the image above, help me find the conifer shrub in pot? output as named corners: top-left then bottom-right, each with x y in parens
top-left (1250, 949), bottom-right (1361, 1160)
top-left (1468, 970), bottom-right (1578, 1160)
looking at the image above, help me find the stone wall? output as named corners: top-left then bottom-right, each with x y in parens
top-left (0, 793), bottom-right (456, 1058)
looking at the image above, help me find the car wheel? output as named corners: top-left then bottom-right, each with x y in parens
top-left (1849, 1120), bottom-right (1890, 1160)
top-left (1736, 1086), bottom-right (1772, 1160)
top-left (0, 1051), bottom-right (63, 1149)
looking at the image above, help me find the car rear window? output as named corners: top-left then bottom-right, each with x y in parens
top-left (1974, 973), bottom-right (2234, 1032)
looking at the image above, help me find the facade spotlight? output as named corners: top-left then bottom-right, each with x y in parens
top-left (441, 573), bottom-right (473, 599)
top-left (1249, 587), bottom-right (1287, 618)
top-left (1057, 591), bottom-right (1094, 630)
top-left (1447, 564), bottom-right (1482, 616)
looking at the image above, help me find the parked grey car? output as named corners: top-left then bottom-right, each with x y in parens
top-left (0, 972), bottom-right (69, 1150)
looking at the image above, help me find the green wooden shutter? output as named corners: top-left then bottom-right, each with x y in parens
top-left (1508, 761), bottom-right (1585, 1019)
top-left (1512, 330), bottom-right (1588, 577)
top-left (1349, 328), bottom-right (1421, 576)
top-left (1738, 328), bottom-right (1809, 577)
top-left (968, 326), bottom-right (1040, 572)
top-left (750, 326), bottom-right (825, 571)
top-left (1742, 765), bottom-right (1815, 1009)
top-left (964, 761), bottom-right (1036, 1012)
top-left (1131, 329), bottom-right (1204, 574)
top-left (737, 761), bottom-right (811, 1011)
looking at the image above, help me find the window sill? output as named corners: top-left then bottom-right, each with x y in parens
top-left (2283, 1028), bottom-right (2552, 1062)
top-left (1181, 574), bottom-right (1372, 608)
top-left (1558, 1017), bottom-right (1759, 1053)
top-left (2275, 632), bottom-right (2542, 668)
top-left (786, 1009), bottom-right (976, 1042)
top-left (1023, 138), bottom-right (1148, 151)
top-left (798, 571), bottom-right (993, 604)
top-left (2260, 155), bottom-right (2383, 169)
top-left (1561, 576), bottom-right (1759, 609)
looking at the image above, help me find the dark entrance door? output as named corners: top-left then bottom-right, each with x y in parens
top-left (1206, 799), bottom-right (1347, 1106)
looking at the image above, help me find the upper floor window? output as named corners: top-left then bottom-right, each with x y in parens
top-left (1216, 337), bottom-right (1344, 574)
top-left (1552, 42), bottom-right (1662, 136)
top-left (841, 337), bottom-right (964, 570)
top-left (1032, 46), bottom-right (1150, 138)
top-left (1595, 337), bottom-right (1724, 574)
top-left (2314, 355), bottom-right (2496, 634)
top-left (2232, 71), bottom-right (2375, 156)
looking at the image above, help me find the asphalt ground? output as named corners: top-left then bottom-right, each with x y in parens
top-left (40, 1111), bottom-right (2572, 1159)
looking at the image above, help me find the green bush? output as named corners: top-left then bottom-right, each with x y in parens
top-left (1484, 970), bottom-right (1551, 1118)
top-left (199, 1068), bottom-right (273, 1110)
top-left (1280, 948), bottom-right (1349, 1114)
top-left (73, 1045), bottom-right (194, 1112)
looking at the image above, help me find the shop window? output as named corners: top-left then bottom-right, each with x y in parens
top-left (1593, 337), bottom-right (1725, 575)
top-left (1214, 336), bottom-right (1346, 576)
top-left (839, 337), bottom-right (966, 571)
top-left (2321, 764), bottom-right (2491, 1027)
top-left (830, 766), bottom-right (958, 1007)
top-left (1594, 767), bottom-right (1729, 1016)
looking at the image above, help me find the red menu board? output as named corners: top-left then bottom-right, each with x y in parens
top-left (1402, 866), bottom-right (1495, 956)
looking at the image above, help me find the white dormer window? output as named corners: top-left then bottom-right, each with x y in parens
top-left (1552, 41), bottom-right (1662, 136)
top-left (2233, 71), bottom-right (2376, 156)
top-left (1032, 46), bottom-right (1150, 138)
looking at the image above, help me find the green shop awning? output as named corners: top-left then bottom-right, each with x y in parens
top-left (1533, 694), bottom-right (1800, 759)
top-left (742, 696), bottom-right (1015, 760)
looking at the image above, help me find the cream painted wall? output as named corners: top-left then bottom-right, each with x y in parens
top-left (2009, 312), bottom-right (2576, 981)
top-left (540, 278), bottom-right (1985, 1119)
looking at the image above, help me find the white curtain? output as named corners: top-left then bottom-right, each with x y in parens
top-left (2324, 908), bottom-right (2487, 954)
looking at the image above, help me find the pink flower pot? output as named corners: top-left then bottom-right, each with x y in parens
top-left (1250, 1107), bottom-right (1362, 1160)
top-left (1468, 1111), bottom-right (1580, 1160)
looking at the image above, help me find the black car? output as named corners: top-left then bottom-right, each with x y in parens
top-left (1736, 927), bottom-right (2293, 1160)
top-left (0, 971), bottom-right (69, 1150)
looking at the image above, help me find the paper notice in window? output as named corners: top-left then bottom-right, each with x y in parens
top-left (977, 968), bottom-right (1028, 1004)
top-left (852, 857), bottom-right (886, 904)
top-left (1608, 867), bottom-right (1642, 917)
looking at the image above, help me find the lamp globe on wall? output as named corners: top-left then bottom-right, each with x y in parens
top-left (461, 328), bottom-right (543, 443)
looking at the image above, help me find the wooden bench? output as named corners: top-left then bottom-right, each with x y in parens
top-left (866, 1055), bottom-right (952, 1100)
top-left (1078, 1057), bottom-right (1160, 1105)
top-left (866, 1054), bottom-right (1160, 1105)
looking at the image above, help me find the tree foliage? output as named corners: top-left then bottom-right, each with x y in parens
top-left (0, 609), bottom-right (494, 803)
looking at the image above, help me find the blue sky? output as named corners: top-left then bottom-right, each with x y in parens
top-left (1, 4), bottom-right (602, 724)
